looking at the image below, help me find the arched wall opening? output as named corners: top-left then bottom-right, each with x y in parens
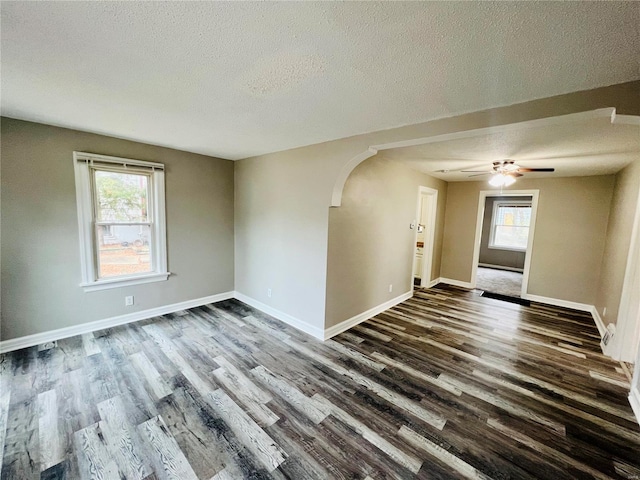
top-left (330, 108), bottom-right (617, 207)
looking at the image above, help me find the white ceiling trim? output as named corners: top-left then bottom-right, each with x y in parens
top-left (613, 114), bottom-right (640, 125)
top-left (369, 108), bottom-right (617, 152)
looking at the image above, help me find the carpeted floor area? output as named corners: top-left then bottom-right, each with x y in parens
top-left (475, 266), bottom-right (523, 297)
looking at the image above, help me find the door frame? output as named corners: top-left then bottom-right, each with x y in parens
top-left (608, 186), bottom-right (640, 363)
top-left (470, 189), bottom-right (540, 297)
top-left (413, 186), bottom-right (438, 288)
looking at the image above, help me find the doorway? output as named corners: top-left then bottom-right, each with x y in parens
top-left (413, 187), bottom-right (438, 288)
top-left (471, 190), bottom-right (539, 298)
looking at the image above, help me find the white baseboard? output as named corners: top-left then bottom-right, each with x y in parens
top-left (630, 387), bottom-right (640, 426)
top-left (324, 290), bottom-right (413, 340)
top-left (438, 277), bottom-right (473, 289)
top-left (426, 277), bottom-right (441, 288)
top-left (478, 263), bottom-right (524, 273)
top-left (0, 291), bottom-right (235, 354)
top-left (233, 292), bottom-right (325, 340)
top-left (523, 294), bottom-right (592, 313)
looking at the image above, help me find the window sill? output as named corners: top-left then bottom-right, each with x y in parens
top-left (488, 245), bottom-right (526, 252)
top-left (80, 272), bottom-right (170, 292)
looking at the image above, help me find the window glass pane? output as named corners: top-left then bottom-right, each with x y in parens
top-left (94, 170), bottom-right (149, 222)
top-left (494, 225), bottom-right (529, 249)
top-left (495, 206), bottom-right (531, 227)
top-left (491, 204), bottom-right (531, 249)
top-left (96, 224), bottom-right (152, 278)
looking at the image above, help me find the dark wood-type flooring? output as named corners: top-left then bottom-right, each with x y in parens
top-left (1, 284), bottom-right (639, 479)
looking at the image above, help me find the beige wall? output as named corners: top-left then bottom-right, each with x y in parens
top-left (1, 118), bottom-right (235, 340)
top-left (325, 157), bottom-right (447, 328)
top-left (441, 176), bottom-right (615, 305)
top-left (595, 159), bottom-right (640, 325)
top-left (234, 81), bottom-right (639, 331)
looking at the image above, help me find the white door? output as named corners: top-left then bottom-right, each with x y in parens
top-left (413, 187), bottom-right (438, 288)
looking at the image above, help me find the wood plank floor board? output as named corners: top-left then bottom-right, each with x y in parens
top-left (85, 353), bottom-right (121, 406)
top-left (153, 388), bottom-right (229, 480)
top-left (58, 368), bottom-right (100, 437)
top-left (40, 456), bottom-right (81, 480)
top-left (139, 340), bottom-right (182, 381)
top-left (206, 389), bottom-right (287, 473)
top-left (97, 396), bottom-right (154, 480)
top-left (0, 355), bottom-right (13, 469)
top-left (33, 347), bottom-right (66, 395)
top-left (169, 374), bottom-right (275, 479)
top-left (1, 394), bottom-right (39, 480)
top-left (1, 284), bottom-right (639, 478)
top-left (97, 335), bottom-right (158, 427)
top-left (136, 415), bottom-right (199, 480)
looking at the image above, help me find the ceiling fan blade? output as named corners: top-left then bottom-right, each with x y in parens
top-left (461, 170), bottom-right (491, 173)
top-left (468, 173), bottom-right (491, 177)
top-left (517, 168), bottom-right (555, 172)
top-left (513, 173), bottom-right (524, 177)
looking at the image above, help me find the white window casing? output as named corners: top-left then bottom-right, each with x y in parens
top-left (73, 152), bottom-right (169, 292)
top-left (488, 200), bottom-right (532, 252)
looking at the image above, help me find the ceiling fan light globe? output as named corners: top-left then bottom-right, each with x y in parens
top-left (489, 174), bottom-right (505, 187)
top-left (503, 175), bottom-right (516, 186)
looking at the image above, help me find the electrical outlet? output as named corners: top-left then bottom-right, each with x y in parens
top-left (125, 295), bottom-right (134, 306)
top-left (389, 284), bottom-right (393, 293)
top-left (267, 288), bottom-right (272, 298)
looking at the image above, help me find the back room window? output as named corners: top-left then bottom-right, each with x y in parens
top-left (489, 201), bottom-right (532, 251)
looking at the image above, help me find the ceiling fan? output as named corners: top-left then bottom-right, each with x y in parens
top-left (462, 160), bottom-right (555, 186)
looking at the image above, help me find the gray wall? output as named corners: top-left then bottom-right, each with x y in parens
top-left (1, 118), bottom-right (235, 340)
top-left (234, 152), bottom-right (335, 333)
top-left (325, 157), bottom-right (447, 328)
top-left (595, 158), bottom-right (640, 325)
top-left (478, 196), bottom-right (529, 270)
top-left (441, 176), bottom-right (615, 305)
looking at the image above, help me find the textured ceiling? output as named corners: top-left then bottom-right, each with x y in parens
top-left (1, 2), bottom-right (639, 160)
top-left (382, 116), bottom-right (640, 181)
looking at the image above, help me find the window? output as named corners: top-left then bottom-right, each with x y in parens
top-left (74, 152), bottom-right (169, 291)
top-left (489, 201), bottom-right (532, 251)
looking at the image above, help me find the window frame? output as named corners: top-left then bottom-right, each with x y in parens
top-left (74, 152), bottom-right (169, 292)
top-left (488, 200), bottom-right (532, 252)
